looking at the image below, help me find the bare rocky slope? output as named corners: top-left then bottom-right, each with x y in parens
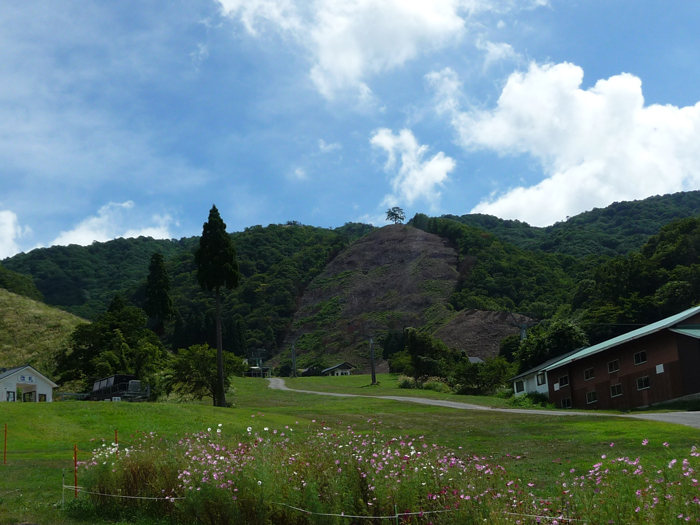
top-left (283, 225), bottom-right (523, 370)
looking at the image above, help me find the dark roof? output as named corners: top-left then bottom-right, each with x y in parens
top-left (0, 364), bottom-right (58, 387)
top-left (0, 365), bottom-right (26, 381)
top-left (321, 362), bottom-right (356, 374)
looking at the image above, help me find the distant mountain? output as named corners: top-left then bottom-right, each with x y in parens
top-left (0, 288), bottom-right (86, 379)
top-left (442, 191), bottom-right (700, 257)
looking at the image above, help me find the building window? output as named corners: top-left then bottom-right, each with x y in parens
top-left (515, 380), bottom-right (524, 393)
top-left (637, 376), bottom-right (650, 390)
top-left (561, 398), bottom-right (572, 409)
top-left (584, 367), bottom-right (595, 381)
top-left (608, 359), bottom-right (619, 373)
top-left (559, 375), bottom-right (569, 387)
top-left (39, 394), bottom-right (47, 402)
top-left (536, 373), bottom-right (546, 386)
top-left (634, 351), bottom-right (647, 365)
top-left (610, 384), bottom-right (623, 398)
top-left (586, 391), bottom-right (598, 404)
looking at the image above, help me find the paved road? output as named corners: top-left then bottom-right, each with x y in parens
top-left (267, 378), bottom-right (700, 429)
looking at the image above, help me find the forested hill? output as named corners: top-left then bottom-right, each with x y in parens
top-left (0, 263), bottom-right (44, 301)
top-left (3, 237), bottom-right (189, 319)
top-left (2, 223), bottom-right (374, 322)
top-left (441, 191), bottom-right (700, 257)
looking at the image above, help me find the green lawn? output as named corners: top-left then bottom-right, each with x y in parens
top-left (1, 376), bottom-right (698, 524)
top-left (285, 373), bottom-right (515, 406)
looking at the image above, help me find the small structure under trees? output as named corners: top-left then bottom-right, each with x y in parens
top-left (0, 365), bottom-right (57, 402)
top-left (321, 362), bottom-right (356, 376)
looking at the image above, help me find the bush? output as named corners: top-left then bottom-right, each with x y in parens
top-left (507, 392), bottom-right (554, 409)
top-left (422, 378), bottom-right (452, 393)
top-left (397, 375), bottom-right (415, 389)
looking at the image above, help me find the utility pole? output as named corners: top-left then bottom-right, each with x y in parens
top-left (291, 343), bottom-right (297, 378)
top-left (370, 337), bottom-right (377, 385)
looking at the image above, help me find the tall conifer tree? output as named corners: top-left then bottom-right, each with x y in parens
top-left (145, 252), bottom-right (175, 336)
top-left (194, 205), bottom-right (240, 407)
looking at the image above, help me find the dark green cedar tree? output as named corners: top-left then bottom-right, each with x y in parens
top-left (145, 252), bottom-right (175, 336)
top-left (194, 205), bottom-right (240, 407)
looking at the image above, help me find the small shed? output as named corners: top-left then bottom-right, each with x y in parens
top-left (321, 362), bottom-right (356, 377)
top-left (0, 365), bottom-right (57, 402)
top-left (300, 366), bottom-right (320, 377)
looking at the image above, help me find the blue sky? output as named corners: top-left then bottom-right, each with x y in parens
top-left (2, 0), bottom-right (700, 258)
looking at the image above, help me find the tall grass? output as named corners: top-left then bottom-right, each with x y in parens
top-left (77, 421), bottom-right (700, 524)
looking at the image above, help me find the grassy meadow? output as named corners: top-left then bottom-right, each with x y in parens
top-left (1, 376), bottom-right (699, 524)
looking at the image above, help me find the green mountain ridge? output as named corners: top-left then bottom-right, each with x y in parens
top-left (4, 192), bottom-right (700, 376)
top-left (442, 190), bottom-right (700, 257)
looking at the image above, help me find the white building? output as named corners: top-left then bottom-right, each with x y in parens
top-left (0, 365), bottom-right (57, 402)
top-left (509, 350), bottom-right (579, 397)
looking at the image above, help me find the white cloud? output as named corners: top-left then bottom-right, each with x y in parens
top-left (216, 0), bottom-right (544, 99)
top-left (476, 38), bottom-right (518, 68)
top-left (0, 210), bottom-right (27, 259)
top-left (430, 62), bottom-right (700, 226)
top-left (289, 167), bottom-right (308, 180)
top-left (318, 139), bottom-right (341, 153)
top-left (370, 128), bottom-right (456, 209)
top-left (51, 202), bottom-right (174, 246)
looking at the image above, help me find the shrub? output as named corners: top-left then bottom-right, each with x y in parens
top-left (397, 375), bottom-right (415, 389)
top-left (422, 377), bottom-right (452, 393)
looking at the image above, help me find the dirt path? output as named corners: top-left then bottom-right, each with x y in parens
top-left (267, 378), bottom-right (700, 429)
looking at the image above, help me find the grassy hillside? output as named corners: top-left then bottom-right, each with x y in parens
top-left (0, 288), bottom-right (86, 377)
top-left (444, 190), bottom-right (700, 257)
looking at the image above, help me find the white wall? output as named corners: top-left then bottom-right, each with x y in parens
top-left (513, 372), bottom-right (549, 397)
top-left (0, 369), bottom-right (55, 402)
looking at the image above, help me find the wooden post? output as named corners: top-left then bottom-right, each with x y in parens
top-left (74, 444), bottom-right (78, 499)
top-left (3, 423), bottom-right (6, 464)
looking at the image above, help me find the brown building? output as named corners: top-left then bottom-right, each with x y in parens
top-left (543, 305), bottom-right (700, 410)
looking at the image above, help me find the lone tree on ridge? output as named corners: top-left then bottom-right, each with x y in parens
top-left (385, 207), bottom-right (405, 225)
top-left (194, 205), bottom-right (240, 407)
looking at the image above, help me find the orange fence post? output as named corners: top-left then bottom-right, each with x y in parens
top-left (3, 423), bottom-right (6, 464)
top-left (74, 444), bottom-right (78, 499)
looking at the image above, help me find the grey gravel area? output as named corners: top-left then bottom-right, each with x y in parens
top-left (267, 378), bottom-right (700, 429)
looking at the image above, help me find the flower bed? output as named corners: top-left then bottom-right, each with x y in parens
top-left (77, 421), bottom-right (700, 524)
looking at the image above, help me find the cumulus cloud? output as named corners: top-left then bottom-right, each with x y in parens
top-left (0, 210), bottom-right (26, 259)
top-left (216, 0), bottom-right (543, 99)
top-left (476, 38), bottom-right (518, 68)
top-left (318, 139), bottom-right (341, 153)
top-left (51, 202), bottom-right (174, 247)
top-left (429, 62), bottom-right (700, 225)
top-left (370, 128), bottom-right (456, 209)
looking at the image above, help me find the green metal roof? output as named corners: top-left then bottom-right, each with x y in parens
top-left (542, 304), bottom-right (700, 372)
top-left (669, 328), bottom-right (700, 339)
